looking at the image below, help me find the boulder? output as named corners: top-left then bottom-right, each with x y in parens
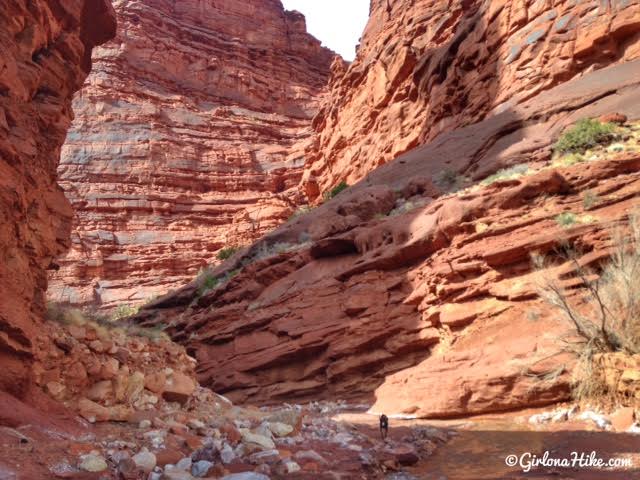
top-left (145, 371), bottom-right (167, 394)
top-left (240, 429), bottom-right (276, 451)
top-left (132, 448), bottom-right (157, 472)
top-left (78, 398), bottom-right (111, 422)
top-left (163, 372), bottom-right (196, 404)
top-left (610, 407), bottom-right (635, 432)
top-left (78, 454), bottom-right (108, 472)
top-left (86, 380), bottom-right (113, 402)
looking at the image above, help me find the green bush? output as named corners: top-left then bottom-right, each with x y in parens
top-left (555, 212), bottom-right (578, 227)
top-left (197, 272), bottom-right (219, 296)
top-left (217, 246), bottom-right (239, 261)
top-left (323, 181), bottom-right (348, 201)
top-left (554, 119), bottom-right (617, 154)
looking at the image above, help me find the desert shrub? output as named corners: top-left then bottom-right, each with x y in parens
top-left (481, 164), bottom-right (529, 185)
top-left (535, 215), bottom-right (640, 401)
top-left (475, 222), bottom-right (490, 234)
top-left (388, 198), bottom-right (429, 217)
top-left (526, 310), bottom-right (540, 322)
top-left (217, 246), bottom-right (239, 261)
top-left (554, 119), bottom-right (617, 154)
top-left (289, 205), bottom-right (313, 220)
top-left (112, 304), bottom-right (139, 321)
top-left (583, 191), bottom-right (600, 210)
top-left (47, 303), bottom-right (168, 342)
top-left (555, 212), bottom-right (578, 227)
top-left (46, 303), bottom-right (88, 326)
top-left (323, 181), bottom-right (349, 201)
top-left (552, 152), bottom-right (587, 168)
top-left (196, 270), bottom-right (219, 296)
top-left (127, 324), bottom-right (170, 342)
top-left (434, 168), bottom-right (464, 191)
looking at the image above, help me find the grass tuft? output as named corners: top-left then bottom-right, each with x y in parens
top-left (323, 181), bottom-right (349, 201)
top-left (555, 212), bottom-right (578, 227)
top-left (217, 246), bottom-right (239, 261)
top-left (481, 164), bottom-right (529, 185)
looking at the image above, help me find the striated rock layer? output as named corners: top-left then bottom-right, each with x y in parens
top-left (135, 0), bottom-right (640, 416)
top-left (48, 0), bottom-right (336, 309)
top-left (0, 0), bottom-right (116, 398)
top-left (138, 54), bottom-right (640, 416)
top-left (302, 0), bottom-right (640, 199)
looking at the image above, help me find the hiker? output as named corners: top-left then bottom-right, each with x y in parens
top-left (379, 414), bottom-right (389, 441)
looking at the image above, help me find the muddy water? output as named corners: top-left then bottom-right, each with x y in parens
top-left (334, 410), bottom-right (640, 480)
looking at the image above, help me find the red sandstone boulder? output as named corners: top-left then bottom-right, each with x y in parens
top-left (163, 372), bottom-right (197, 404)
top-left (610, 407), bottom-right (635, 432)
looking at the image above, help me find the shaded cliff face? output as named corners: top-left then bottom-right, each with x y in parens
top-left (0, 0), bottom-right (116, 397)
top-left (48, 0), bottom-right (335, 309)
top-left (302, 0), bottom-right (640, 199)
top-left (136, 0), bottom-right (640, 416)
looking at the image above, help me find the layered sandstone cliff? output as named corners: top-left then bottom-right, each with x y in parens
top-left (0, 0), bottom-right (116, 398)
top-left (137, 0), bottom-right (640, 417)
top-left (48, 0), bottom-right (335, 309)
top-left (302, 0), bottom-right (640, 199)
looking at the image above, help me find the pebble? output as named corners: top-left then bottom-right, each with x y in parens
top-left (191, 460), bottom-right (214, 477)
top-left (161, 471), bottom-right (195, 480)
top-left (78, 453), bottom-right (108, 472)
top-left (281, 460), bottom-right (301, 473)
top-left (240, 429), bottom-right (276, 451)
top-left (220, 443), bottom-right (236, 464)
top-left (132, 448), bottom-right (157, 472)
top-left (220, 473), bottom-right (271, 480)
top-left (188, 419), bottom-right (206, 430)
top-left (628, 423), bottom-right (640, 434)
top-left (266, 421), bottom-right (293, 437)
top-left (294, 449), bottom-right (327, 464)
top-left (176, 457), bottom-right (193, 470)
top-left (249, 449), bottom-right (280, 464)
top-left (579, 411), bottom-right (611, 430)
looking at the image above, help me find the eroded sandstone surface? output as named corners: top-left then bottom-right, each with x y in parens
top-left (302, 0), bottom-right (640, 199)
top-left (0, 0), bottom-right (116, 398)
top-left (48, 0), bottom-right (336, 309)
top-left (138, 55), bottom-right (640, 417)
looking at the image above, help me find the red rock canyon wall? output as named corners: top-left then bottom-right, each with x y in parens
top-left (302, 0), bottom-right (640, 199)
top-left (137, 0), bottom-right (640, 417)
top-left (0, 0), bottom-right (116, 397)
top-left (48, 0), bottom-right (336, 309)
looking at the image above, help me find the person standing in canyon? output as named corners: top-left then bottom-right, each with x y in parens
top-left (380, 414), bottom-right (389, 441)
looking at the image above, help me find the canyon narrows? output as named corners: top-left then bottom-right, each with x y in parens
top-left (48, 0), bottom-right (336, 309)
top-left (2, 0), bottom-right (640, 478)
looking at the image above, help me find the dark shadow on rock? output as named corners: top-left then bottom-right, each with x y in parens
top-left (135, 7), bottom-right (640, 415)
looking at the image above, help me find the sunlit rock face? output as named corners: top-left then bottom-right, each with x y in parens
top-left (302, 0), bottom-right (640, 199)
top-left (48, 0), bottom-right (336, 309)
top-left (0, 0), bottom-right (116, 397)
top-left (135, 0), bottom-right (640, 417)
